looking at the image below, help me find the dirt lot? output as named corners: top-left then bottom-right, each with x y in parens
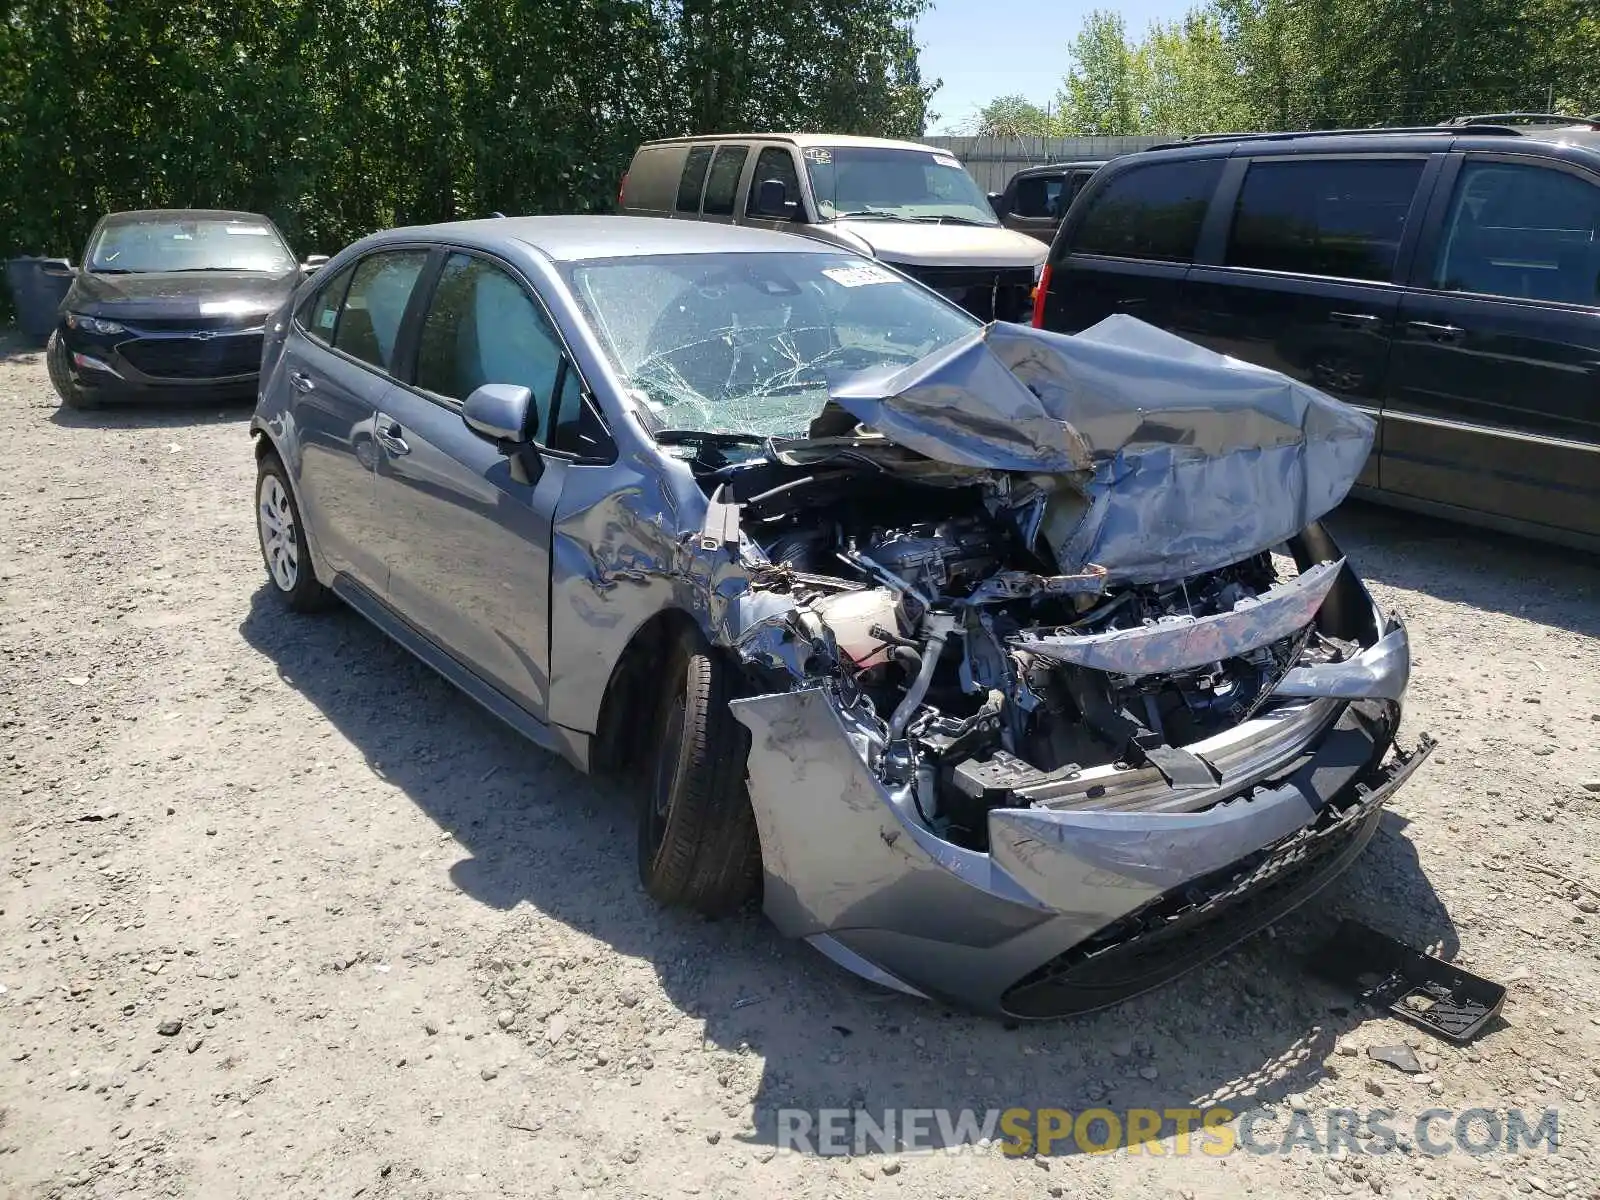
top-left (2, 331), bottom-right (1599, 1200)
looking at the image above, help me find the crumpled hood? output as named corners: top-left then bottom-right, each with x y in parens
top-left (829, 315), bottom-right (1376, 584)
top-left (832, 219), bottom-right (1047, 269)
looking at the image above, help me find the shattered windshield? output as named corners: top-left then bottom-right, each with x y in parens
top-left (802, 146), bottom-right (998, 225)
top-left (563, 251), bottom-right (980, 439)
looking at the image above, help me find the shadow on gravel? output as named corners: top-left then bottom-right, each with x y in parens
top-left (0, 330), bottom-right (45, 362)
top-left (239, 583), bottom-right (1459, 1160)
top-left (47, 394), bottom-right (255, 430)
top-left (1326, 499), bottom-right (1600, 640)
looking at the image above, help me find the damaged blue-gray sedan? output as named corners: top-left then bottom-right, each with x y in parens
top-left (251, 216), bottom-right (1433, 1020)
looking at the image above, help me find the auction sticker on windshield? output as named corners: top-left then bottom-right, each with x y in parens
top-left (822, 263), bottom-right (898, 288)
top-left (932, 154), bottom-right (961, 169)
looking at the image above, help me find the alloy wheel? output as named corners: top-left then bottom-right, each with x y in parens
top-left (258, 473), bottom-right (299, 592)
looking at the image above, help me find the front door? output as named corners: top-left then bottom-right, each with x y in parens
top-left (1005, 172), bottom-right (1066, 244)
top-left (371, 250), bottom-right (571, 719)
top-left (1178, 155), bottom-right (1435, 489)
top-left (1385, 154), bottom-right (1600, 539)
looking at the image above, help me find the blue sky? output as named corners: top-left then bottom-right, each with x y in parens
top-left (919, 1), bottom-right (1192, 133)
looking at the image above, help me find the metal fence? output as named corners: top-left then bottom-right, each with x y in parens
top-left (924, 135), bottom-right (1168, 192)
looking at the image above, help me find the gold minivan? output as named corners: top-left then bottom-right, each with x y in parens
top-left (618, 133), bottom-right (1047, 321)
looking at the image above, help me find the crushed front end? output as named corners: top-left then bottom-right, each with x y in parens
top-left (685, 317), bottom-right (1434, 1018)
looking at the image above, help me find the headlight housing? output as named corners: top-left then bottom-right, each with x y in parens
top-left (66, 313), bottom-right (126, 335)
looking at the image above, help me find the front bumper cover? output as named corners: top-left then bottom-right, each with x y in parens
top-left (732, 680), bottom-right (1431, 1019)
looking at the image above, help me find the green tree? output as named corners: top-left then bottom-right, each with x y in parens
top-left (1056, 9), bottom-right (1139, 135)
top-left (971, 94), bottom-right (1059, 137)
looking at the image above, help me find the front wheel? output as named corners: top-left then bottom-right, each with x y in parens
top-left (46, 331), bottom-right (95, 410)
top-left (637, 632), bottom-right (762, 917)
top-left (256, 452), bottom-right (331, 612)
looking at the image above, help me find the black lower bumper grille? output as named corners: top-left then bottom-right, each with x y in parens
top-left (118, 333), bottom-right (262, 380)
top-left (890, 264), bottom-right (1034, 322)
top-left (1000, 731), bottom-right (1436, 1019)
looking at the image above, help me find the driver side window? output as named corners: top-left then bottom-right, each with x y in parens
top-left (414, 253), bottom-right (564, 441)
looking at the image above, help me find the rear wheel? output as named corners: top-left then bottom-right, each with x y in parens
top-left (46, 331), bottom-right (95, 410)
top-left (256, 452), bottom-right (331, 612)
top-left (637, 631), bottom-right (762, 916)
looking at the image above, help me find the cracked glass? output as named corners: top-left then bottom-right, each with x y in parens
top-left (563, 251), bottom-right (979, 439)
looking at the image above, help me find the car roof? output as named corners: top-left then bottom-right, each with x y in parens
top-left (1140, 126), bottom-right (1600, 160)
top-left (100, 208), bottom-right (274, 225)
top-left (1016, 160), bottom-right (1107, 176)
top-left (639, 132), bottom-right (942, 154)
top-left (371, 215), bottom-right (846, 262)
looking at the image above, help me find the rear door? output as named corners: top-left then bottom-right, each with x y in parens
top-left (277, 247), bottom-right (430, 590)
top-left (1177, 154), bottom-right (1440, 488)
top-left (1038, 156), bottom-right (1225, 333)
top-left (698, 144), bottom-right (751, 226)
top-left (1384, 152), bottom-right (1600, 539)
top-left (370, 249), bottom-right (577, 720)
top-left (673, 145), bottom-right (714, 223)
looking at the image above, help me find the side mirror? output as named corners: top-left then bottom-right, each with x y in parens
top-left (987, 191), bottom-right (1008, 218)
top-left (301, 254), bottom-right (330, 275)
top-left (463, 383), bottom-right (534, 444)
top-left (754, 178), bottom-right (800, 220)
top-left (464, 383), bottom-right (543, 484)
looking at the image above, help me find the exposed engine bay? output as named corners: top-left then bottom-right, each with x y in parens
top-left (683, 443), bottom-right (1373, 855)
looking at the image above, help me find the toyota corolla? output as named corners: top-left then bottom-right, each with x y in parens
top-left (250, 216), bottom-right (1432, 1019)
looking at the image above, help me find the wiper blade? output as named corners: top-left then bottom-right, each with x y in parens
top-left (830, 210), bottom-right (915, 221)
top-left (906, 215), bottom-right (997, 227)
top-left (652, 429), bottom-right (768, 446)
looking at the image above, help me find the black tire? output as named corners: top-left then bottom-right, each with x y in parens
top-left (637, 631), bottom-right (762, 916)
top-left (46, 330), bottom-right (96, 410)
top-left (255, 451), bottom-right (332, 613)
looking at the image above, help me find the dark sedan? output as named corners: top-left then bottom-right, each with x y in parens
top-left (46, 209), bottom-right (323, 409)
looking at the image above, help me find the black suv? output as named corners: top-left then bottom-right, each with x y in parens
top-left (1033, 116), bottom-right (1600, 552)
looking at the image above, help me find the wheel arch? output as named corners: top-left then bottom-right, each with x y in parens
top-left (251, 424), bottom-right (333, 587)
top-left (591, 606), bottom-right (713, 779)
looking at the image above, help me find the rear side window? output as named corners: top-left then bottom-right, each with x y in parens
top-left (746, 147), bottom-right (802, 215)
top-left (298, 263), bottom-right (355, 344)
top-left (1014, 175), bottom-right (1065, 219)
top-left (1071, 159), bottom-right (1223, 262)
top-left (1227, 158), bottom-right (1425, 282)
top-left (703, 146), bottom-right (749, 216)
top-left (676, 147), bottom-right (714, 213)
top-left (332, 250), bottom-right (429, 372)
top-left (1431, 161), bottom-right (1600, 305)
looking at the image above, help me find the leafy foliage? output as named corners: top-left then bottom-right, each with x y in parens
top-left (0, 0), bottom-right (935, 275)
top-left (1018, 0), bottom-right (1600, 138)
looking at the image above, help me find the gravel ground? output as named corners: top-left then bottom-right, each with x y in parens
top-left (2, 330), bottom-right (1599, 1200)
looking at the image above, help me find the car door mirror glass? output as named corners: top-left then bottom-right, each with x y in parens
top-left (301, 254), bottom-right (330, 275)
top-left (755, 178), bottom-right (796, 219)
top-left (463, 383), bottom-right (535, 446)
top-left (987, 191), bottom-right (1008, 217)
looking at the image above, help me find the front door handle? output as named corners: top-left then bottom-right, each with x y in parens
top-left (1406, 320), bottom-right (1466, 343)
top-left (288, 369), bottom-right (315, 393)
top-left (374, 415), bottom-right (410, 456)
top-left (1330, 311), bottom-right (1381, 327)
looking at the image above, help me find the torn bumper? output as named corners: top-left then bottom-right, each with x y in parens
top-left (731, 684), bottom-right (1432, 1019)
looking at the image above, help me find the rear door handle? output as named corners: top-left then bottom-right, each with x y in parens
top-left (1405, 320), bottom-right (1466, 343)
top-left (374, 415), bottom-right (410, 456)
top-left (1330, 311), bottom-right (1381, 327)
top-left (287, 369), bottom-right (315, 393)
